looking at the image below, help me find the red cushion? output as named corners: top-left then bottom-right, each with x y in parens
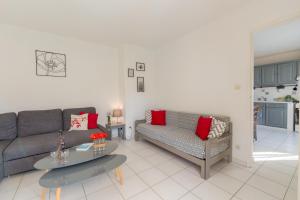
top-left (195, 116), bottom-right (212, 140)
top-left (80, 112), bottom-right (98, 129)
top-left (151, 110), bottom-right (166, 126)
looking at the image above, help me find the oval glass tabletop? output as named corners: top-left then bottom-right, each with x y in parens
top-left (34, 141), bottom-right (118, 170)
top-left (39, 154), bottom-right (127, 188)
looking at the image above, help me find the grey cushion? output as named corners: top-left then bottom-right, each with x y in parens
top-left (167, 111), bottom-right (231, 132)
top-left (63, 107), bottom-right (96, 131)
top-left (0, 112), bottom-right (17, 140)
top-left (18, 109), bottom-right (62, 137)
top-left (0, 140), bottom-right (12, 163)
top-left (0, 162), bottom-right (3, 181)
top-left (63, 129), bottom-right (100, 148)
top-left (136, 124), bottom-right (229, 159)
top-left (4, 132), bottom-right (58, 161)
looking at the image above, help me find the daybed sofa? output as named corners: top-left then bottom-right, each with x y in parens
top-left (0, 107), bottom-right (109, 181)
top-left (135, 110), bottom-right (232, 179)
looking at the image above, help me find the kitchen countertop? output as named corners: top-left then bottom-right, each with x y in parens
top-left (254, 101), bottom-right (295, 104)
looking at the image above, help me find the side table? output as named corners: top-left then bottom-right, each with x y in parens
top-left (106, 123), bottom-right (126, 140)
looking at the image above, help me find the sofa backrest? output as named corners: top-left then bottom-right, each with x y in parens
top-left (18, 109), bottom-right (63, 137)
top-left (166, 111), bottom-right (231, 133)
top-left (63, 107), bottom-right (96, 131)
top-left (0, 112), bottom-right (17, 140)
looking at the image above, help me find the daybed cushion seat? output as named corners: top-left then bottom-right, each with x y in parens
top-left (136, 124), bottom-right (229, 159)
top-left (63, 129), bottom-right (101, 148)
top-left (0, 140), bottom-right (12, 163)
top-left (4, 132), bottom-right (58, 161)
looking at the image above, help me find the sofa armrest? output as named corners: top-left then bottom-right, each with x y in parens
top-left (97, 124), bottom-right (111, 140)
top-left (135, 119), bottom-right (146, 141)
top-left (135, 119), bottom-right (146, 129)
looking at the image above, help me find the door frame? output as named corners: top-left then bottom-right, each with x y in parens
top-left (249, 14), bottom-right (300, 195)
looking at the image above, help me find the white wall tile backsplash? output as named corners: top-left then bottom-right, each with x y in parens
top-left (254, 86), bottom-right (299, 101)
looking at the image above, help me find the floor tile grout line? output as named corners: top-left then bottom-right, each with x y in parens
top-left (239, 129), bottom-right (298, 200)
top-left (228, 158), bottom-right (265, 200)
top-left (81, 183), bottom-right (88, 200)
top-left (254, 171), bottom-right (293, 188)
top-left (127, 156), bottom-right (173, 200)
top-left (282, 166), bottom-right (298, 200)
top-left (11, 175), bottom-right (23, 200)
top-left (83, 178), bottom-right (118, 199)
top-left (2, 133), bottom-right (297, 200)
top-left (107, 143), bottom-right (173, 200)
top-left (126, 151), bottom-right (196, 200)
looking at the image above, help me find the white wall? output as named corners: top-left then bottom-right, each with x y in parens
top-left (119, 44), bottom-right (157, 139)
top-left (255, 50), bottom-right (300, 66)
top-left (0, 24), bottom-right (121, 125)
top-left (154, 0), bottom-right (300, 165)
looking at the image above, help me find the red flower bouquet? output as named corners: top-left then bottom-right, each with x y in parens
top-left (90, 132), bottom-right (108, 151)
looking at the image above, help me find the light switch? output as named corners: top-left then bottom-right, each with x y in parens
top-left (234, 84), bottom-right (241, 90)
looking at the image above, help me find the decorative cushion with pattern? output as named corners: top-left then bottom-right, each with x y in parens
top-left (69, 114), bottom-right (88, 131)
top-left (208, 117), bottom-right (226, 139)
top-left (145, 110), bottom-right (152, 124)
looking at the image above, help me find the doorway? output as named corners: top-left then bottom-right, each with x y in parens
top-left (252, 17), bottom-right (300, 200)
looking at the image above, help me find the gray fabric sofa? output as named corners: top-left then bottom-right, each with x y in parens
top-left (0, 107), bottom-right (109, 181)
top-left (135, 110), bottom-right (232, 179)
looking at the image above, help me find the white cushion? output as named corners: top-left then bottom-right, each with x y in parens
top-left (145, 110), bottom-right (152, 124)
top-left (208, 117), bottom-right (226, 139)
top-left (69, 114), bottom-right (88, 131)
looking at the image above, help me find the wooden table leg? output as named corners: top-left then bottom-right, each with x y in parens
top-left (41, 188), bottom-right (47, 200)
top-left (115, 168), bottom-right (119, 178)
top-left (118, 167), bottom-right (124, 185)
top-left (115, 167), bottom-right (124, 185)
top-left (56, 188), bottom-right (61, 200)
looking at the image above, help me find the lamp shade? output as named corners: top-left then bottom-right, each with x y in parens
top-left (112, 109), bottom-right (122, 118)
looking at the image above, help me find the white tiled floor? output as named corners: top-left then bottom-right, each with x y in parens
top-left (0, 125), bottom-right (298, 200)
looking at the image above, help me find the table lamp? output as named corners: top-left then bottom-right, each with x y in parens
top-left (112, 109), bottom-right (122, 123)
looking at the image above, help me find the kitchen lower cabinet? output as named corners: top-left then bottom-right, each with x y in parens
top-left (255, 103), bottom-right (265, 125)
top-left (255, 102), bottom-right (288, 128)
top-left (265, 103), bottom-right (287, 128)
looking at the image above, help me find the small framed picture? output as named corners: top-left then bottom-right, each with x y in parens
top-left (128, 68), bottom-right (134, 77)
top-left (136, 62), bottom-right (145, 71)
top-left (137, 77), bottom-right (144, 92)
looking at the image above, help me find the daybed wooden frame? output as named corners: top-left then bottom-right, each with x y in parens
top-left (135, 119), bottom-right (232, 179)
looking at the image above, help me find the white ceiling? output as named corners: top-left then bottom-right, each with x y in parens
top-left (254, 18), bottom-right (300, 57)
top-left (0, 0), bottom-right (249, 47)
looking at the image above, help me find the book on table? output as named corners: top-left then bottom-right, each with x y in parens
top-left (76, 143), bottom-right (93, 151)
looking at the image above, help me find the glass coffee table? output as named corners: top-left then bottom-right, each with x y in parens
top-left (34, 142), bottom-right (126, 200)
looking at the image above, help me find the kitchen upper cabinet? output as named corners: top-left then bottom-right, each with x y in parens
top-left (261, 64), bottom-right (277, 87)
top-left (254, 60), bottom-right (299, 88)
top-left (254, 67), bottom-right (261, 88)
top-left (277, 61), bottom-right (297, 85)
top-left (265, 103), bottom-right (287, 128)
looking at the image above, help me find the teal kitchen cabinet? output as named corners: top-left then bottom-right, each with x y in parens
top-left (261, 64), bottom-right (277, 87)
top-left (277, 61), bottom-right (297, 85)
